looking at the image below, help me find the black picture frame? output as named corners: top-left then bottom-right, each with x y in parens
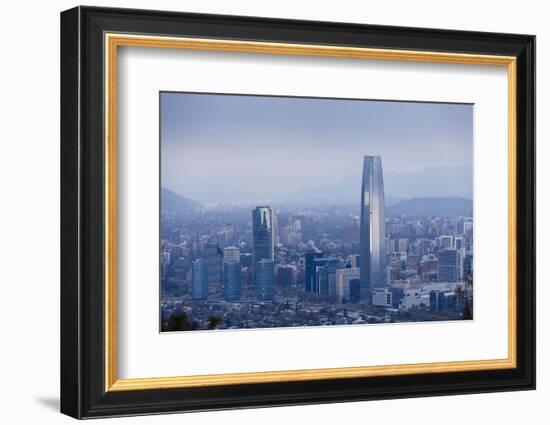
top-left (61, 5), bottom-right (535, 419)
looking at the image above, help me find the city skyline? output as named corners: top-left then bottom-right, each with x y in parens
top-left (161, 155), bottom-right (474, 331)
top-left (160, 92), bottom-right (474, 332)
top-left (161, 92), bottom-right (473, 204)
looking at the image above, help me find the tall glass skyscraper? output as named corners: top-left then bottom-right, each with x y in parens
top-left (252, 206), bottom-right (274, 290)
top-left (256, 259), bottom-right (275, 301)
top-left (191, 259), bottom-right (208, 300)
top-left (304, 250), bottom-right (323, 293)
top-left (223, 259), bottom-right (241, 301)
top-left (202, 243), bottom-right (222, 285)
top-left (438, 248), bottom-right (459, 282)
top-left (360, 155), bottom-right (387, 300)
top-left (252, 206), bottom-right (275, 263)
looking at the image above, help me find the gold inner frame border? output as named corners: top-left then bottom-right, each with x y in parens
top-left (104, 33), bottom-right (517, 392)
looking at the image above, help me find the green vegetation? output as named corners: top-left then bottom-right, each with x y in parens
top-left (162, 311), bottom-right (223, 332)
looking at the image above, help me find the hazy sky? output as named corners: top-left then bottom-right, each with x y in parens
top-left (161, 92), bottom-right (472, 204)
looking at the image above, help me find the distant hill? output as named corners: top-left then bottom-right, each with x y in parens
top-left (161, 187), bottom-right (203, 214)
top-left (384, 164), bottom-right (473, 199)
top-left (280, 181), bottom-right (403, 207)
top-left (387, 197), bottom-right (473, 217)
top-left (279, 164), bottom-right (472, 207)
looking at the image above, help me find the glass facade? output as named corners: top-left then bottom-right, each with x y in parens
top-left (256, 259), bottom-right (275, 301)
top-left (304, 250), bottom-right (323, 293)
top-left (315, 258), bottom-right (342, 296)
top-left (252, 206), bottom-right (274, 263)
top-left (223, 259), bottom-right (241, 301)
top-left (360, 155), bottom-right (388, 300)
top-left (438, 248), bottom-right (459, 282)
top-left (252, 206), bottom-right (274, 289)
top-left (202, 243), bottom-right (222, 285)
top-left (191, 259), bottom-right (208, 300)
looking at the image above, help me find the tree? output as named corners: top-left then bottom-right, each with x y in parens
top-left (207, 316), bottom-right (223, 330)
top-left (163, 312), bottom-right (197, 331)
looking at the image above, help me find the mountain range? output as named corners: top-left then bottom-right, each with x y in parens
top-left (280, 164), bottom-right (472, 206)
top-left (386, 197), bottom-right (472, 217)
top-left (161, 164), bottom-right (473, 217)
top-left (162, 185), bottom-right (472, 218)
top-left (161, 187), bottom-right (203, 214)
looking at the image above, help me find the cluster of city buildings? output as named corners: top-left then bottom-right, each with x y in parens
top-left (161, 156), bottom-right (473, 330)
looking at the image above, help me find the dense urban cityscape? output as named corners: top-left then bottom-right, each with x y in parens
top-left (160, 156), bottom-right (474, 332)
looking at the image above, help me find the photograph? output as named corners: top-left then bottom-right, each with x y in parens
top-left (159, 92), bottom-right (474, 332)
top-left (57, 4), bottom-right (536, 419)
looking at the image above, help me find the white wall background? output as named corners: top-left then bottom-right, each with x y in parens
top-left (0, 0), bottom-right (545, 423)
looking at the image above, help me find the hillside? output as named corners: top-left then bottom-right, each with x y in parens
top-left (161, 187), bottom-right (203, 214)
top-left (387, 197), bottom-right (473, 217)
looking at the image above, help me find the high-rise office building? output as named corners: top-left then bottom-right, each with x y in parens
top-left (335, 267), bottom-right (360, 302)
top-left (349, 279), bottom-right (361, 303)
top-left (252, 206), bottom-right (274, 287)
top-left (304, 250), bottom-right (323, 293)
top-left (202, 243), bottom-right (222, 285)
top-left (438, 248), bottom-right (459, 282)
top-left (312, 257), bottom-right (329, 294)
top-left (191, 259), bottom-right (208, 300)
top-left (315, 258), bottom-right (342, 296)
top-left (223, 246), bottom-right (240, 262)
top-left (223, 259), bottom-right (241, 301)
top-left (276, 265), bottom-right (295, 287)
top-left (316, 265), bottom-right (330, 296)
top-left (252, 207), bottom-right (274, 262)
top-left (360, 155), bottom-right (387, 300)
top-left (256, 259), bottom-right (275, 301)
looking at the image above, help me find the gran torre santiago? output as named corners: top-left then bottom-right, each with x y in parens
top-left (360, 155), bottom-right (388, 300)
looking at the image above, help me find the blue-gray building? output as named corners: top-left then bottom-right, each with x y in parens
top-left (349, 279), bottom-right (361, 303)
top-left (430, 289), bottom-right (457, 312)
top-left (191, 259), bottom-right (208, 300)
top-left (252, 206), bottom-right (274, 262)
top-left (276, 265), bottom-right (294, 287)
top-left (438, 248), bottom-right (459, 282)
top-left (223, 260), bottom-right (241, 301)
top-left (304, 250), bottom-right (323, 293)
top-left (252, 206), bottom-right (275, 286)
top-left (360, 155), bottom-right (387, 300)
top-left (312, 257), bottom-right (329, 294)
top-left (202, 243), bottom-right (222, 285)
top-left (315, 257), bottom-right (342, 296)
top-left (256, 259), bottom-right (275, 301)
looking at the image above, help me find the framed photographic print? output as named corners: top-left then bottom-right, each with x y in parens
top-left (60, 6), bottom-right (535, 419)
